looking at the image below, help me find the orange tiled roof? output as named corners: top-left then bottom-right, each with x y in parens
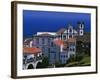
top-left (67, 38), bottom-right (76, 43)
top-left (53, 39), bottom-right (64, 46)
top-left (23, 47), bottom-right (41, 54)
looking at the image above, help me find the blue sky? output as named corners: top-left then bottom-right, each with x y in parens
top-left (23, 10), bottom-right (91, 37)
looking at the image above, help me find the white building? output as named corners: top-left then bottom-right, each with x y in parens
top-left (23, 47), bottom-right (42, 69)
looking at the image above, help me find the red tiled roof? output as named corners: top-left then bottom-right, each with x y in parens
top-left (23, 47), bottom-right (41, 54)
top-left (67, 38), bottom-right (76, 43)
top-left (53, 39), bottom-right (64, 46)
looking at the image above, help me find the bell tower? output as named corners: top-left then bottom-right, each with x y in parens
top-left (77, 22), bottom-right (84, 36)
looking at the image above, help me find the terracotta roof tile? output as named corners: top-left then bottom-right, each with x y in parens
top-left (23, 47), bottom-right (41, 54)
top-left (53, 39), bottom-right (64, 46)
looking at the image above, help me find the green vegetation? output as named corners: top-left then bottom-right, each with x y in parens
top-left (37, 56), bottom-right (49, 68)
top-left (55, 62), bottom-right (65, 67)
top-left (79, 56), bottom-right (91, 66)
top-left (64, 40), bottom-right (91, 67)
top-left (76, 41), bottom-right (90, 56)
top-left (63, 32), bottom-right (90, 67)
top-left (65, 54), bottom-right (91, 67)
top-left (41, 56), bottom-right (49, 68)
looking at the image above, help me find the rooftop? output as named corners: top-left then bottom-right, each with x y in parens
top-left (23, 47), bottom-right (41, 54)
top-left (36, 32), bottom-right (56, 36)
top-left (53, 39), bottom-right (64, 46)
top-left (67, 38), bottom-right (76, 43)
top-left (53, 37), bottom-right (76, 47)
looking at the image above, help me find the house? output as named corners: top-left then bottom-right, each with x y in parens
top-left (53, 39), bottom-right (67, 64)
top-left (23, 38), bottom-right (33, 47)
top-left (23, 47), bottom-right (42, 69)
top-left (53, 38), bottom-right (76, 64)
top-left (32, 32), bottom-right (56, 57)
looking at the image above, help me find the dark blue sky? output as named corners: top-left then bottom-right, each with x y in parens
top-left (23, 10), bottom-right (91, 37)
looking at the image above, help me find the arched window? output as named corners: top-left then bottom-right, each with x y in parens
top-left (69, 28), bottom-right (72, 32)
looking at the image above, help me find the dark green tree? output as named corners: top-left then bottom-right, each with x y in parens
top-left (41, 56), bottom-right (49, 68)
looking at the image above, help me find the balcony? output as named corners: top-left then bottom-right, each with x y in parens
top-left (24, 56), bottom-right (43, 64)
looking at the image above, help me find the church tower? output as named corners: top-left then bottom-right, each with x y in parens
top-left (68, 24), bottom-right (73, 39)
top-left (77, 22), bottom-right (84, 36)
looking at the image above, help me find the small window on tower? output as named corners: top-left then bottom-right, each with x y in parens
top-left (69, 29), bottom-right (72, 32)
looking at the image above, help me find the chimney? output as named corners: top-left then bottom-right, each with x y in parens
top-left (30, 41), bottom-right (33, 47)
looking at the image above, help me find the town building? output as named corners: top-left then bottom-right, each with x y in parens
top-left (23, 47), bottom-right (42, 69)
top-left (23, 22), bottom-right (85, 68)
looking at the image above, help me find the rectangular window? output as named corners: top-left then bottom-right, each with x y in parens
top-left (42, 38), bottom-right (45, 44)
top-left (36, 38), bottom-right (39, 44)
top-left (51, 42), bottom-right (54, 47)
top-left (66, 55), bottom-right (67, 58)
top-left (73, 48), bottom-right (75, 51)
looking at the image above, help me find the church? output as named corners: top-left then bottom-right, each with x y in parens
top-left (23, 22), bottom-right (84, 69)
